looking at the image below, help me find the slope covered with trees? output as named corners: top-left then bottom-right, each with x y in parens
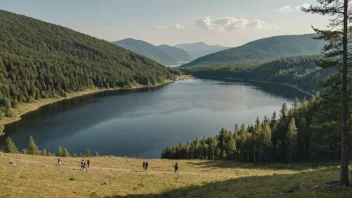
top-left (175, 42), bottom-right (229, 60)
top-left (113, 38), bottom-right (192, 65)
top-left (182, 34), bottom-right (325, 67)
top-left (182, 56), bottom-right (335, 92)
top-left (0, 10), bottom-right (174, 119)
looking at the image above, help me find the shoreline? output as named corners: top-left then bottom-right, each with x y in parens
top-left (0, 79), bottom-right (174, 127)
top-left (194, 76), bottom-right (313, 96)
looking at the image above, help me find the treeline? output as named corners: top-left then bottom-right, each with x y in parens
top-left (162, 91), bottom-right (345, 163)
top-left (4, 136), bottom-right (98, 157)
top-left (181, 56), bottom-right (334, 93)
top-left (0, 10), bottom-right (174, 119)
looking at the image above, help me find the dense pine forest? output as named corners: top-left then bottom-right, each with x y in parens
top-left (162, 91), bottom-right (342, 163)
top-left (181, 56), bottom-right (335, 92)
top-left (0, 10), bottom-right (174, 119)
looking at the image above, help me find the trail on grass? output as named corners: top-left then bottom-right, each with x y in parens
top-left (2, 155), bottom-right (234, 178)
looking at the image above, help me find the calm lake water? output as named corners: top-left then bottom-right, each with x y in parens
top-left (1, 79), bottom-right (308, 158)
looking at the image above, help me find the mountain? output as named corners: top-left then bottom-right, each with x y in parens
top-left (182, 55), bottom-right (334, 92)
top-left (0, 10), bottom-right (174, 118)
top-left (182, 34), bottom-right (325, 67)
top-left (157, 45), bottom-right (192, 64)
top-left (175, 42), bottom-right (229, 59)
top-left (112, 38), bottom-right (191, 65)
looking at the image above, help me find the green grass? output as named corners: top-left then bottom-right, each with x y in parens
top-left (0, 153), bottom-right (351, 198)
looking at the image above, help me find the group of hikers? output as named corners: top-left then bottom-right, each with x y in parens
top-left (57, 158), bottom-right (178, 174)
top-left (57, 158), bottom-right (91, 171)
top-left (143, 161), bottom-right (179, 174)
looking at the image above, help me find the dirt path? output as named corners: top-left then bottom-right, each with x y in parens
top-left (2, 155), bottom-right (234, 178)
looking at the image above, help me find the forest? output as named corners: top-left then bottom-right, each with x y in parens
top-left (181, 56), bottom-right (335, 93)
top-left (162, 91), bottom-right (344, 163)
top-left (0, 10), bottom-right (174, 119)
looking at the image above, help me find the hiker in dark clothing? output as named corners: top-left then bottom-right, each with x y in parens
top-left (87, 159), bottom-right (90, 168)
top-left (81, 159), bottom-right (87, 171)
top-left (145, 161), bottom-right (149, 172)
top-left (143, 161), bottom-right (146, 171)
top-left (174, 162), bottom-right (178, 174)
top-left (58, 158), bottom-right (62, 166)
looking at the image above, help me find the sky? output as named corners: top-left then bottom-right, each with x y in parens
top-left (2, 0), bottom-right (329, 47)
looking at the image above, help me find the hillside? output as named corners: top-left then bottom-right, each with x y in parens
top-left (182, 34), bottom-right (325, 67)
top-left (0, 153), bottom-right (351, 197)
top-left (0, 10), bottom-right (174, 120)
top-left (175, 42), bottom-right (229, 59)
top-left (157, 45), bottom-right (192, 64)
top-left (112, 39), bottom-right (191, 65)
top-left (182, 56), bottom-right (335, 92)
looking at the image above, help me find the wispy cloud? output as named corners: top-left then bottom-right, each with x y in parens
top-left (276, 3), bottom-right (310, 13)
top-left (195, 16), bottom-right (277, 32)
top-left (158, 23), bottom-right (186, 30)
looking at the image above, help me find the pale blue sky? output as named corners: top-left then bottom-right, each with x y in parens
top-left (2, 0), bottom-right (328, 46)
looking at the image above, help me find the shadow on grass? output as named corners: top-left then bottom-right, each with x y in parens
top-left (108, 168), bottom-right (352, 198)
top-left (183, 160), bottom-right (341, 171)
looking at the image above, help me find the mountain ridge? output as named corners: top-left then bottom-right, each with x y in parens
top-left (182, 33), bottom-right (325, 67)
top-left (112, 38), bottom-right (192, 65)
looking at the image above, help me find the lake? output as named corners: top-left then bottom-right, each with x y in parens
top-left (1, 79), bottom-right (308, 158)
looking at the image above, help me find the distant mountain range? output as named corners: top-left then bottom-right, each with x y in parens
top-left (175, 42), bottom-right (230, 60)
top-left (182, 34), bottom-right (325, 67)
top-left (112, 39), bottom-right (230, 66)
top-left (112, 38), bottom-right (192, 66)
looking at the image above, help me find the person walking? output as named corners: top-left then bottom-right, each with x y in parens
top-left (145, 161), bottom-right (149, 172)
top-left (57, 158), bottom-right (62, 166)
top-left (143, 161), bottom-right (146, 171)
top-left (174, 162), bottom-right (179, 174)
top-left (87, 159), bottom-right (90, 168)
top-left (81, 159), bottom-right (87, 171)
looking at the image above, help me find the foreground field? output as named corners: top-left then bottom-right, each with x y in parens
top-left (0, 154), bottom-right (351, 198)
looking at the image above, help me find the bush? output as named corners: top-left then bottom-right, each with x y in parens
top-left (41, 149), bottom-right (47, 156)
top-left (95, 150), bottom-right (99, 156)
top-left (5, 108), bottom-right (16, 118)
top-left (22, 149), bottom-right (27, 154)
top-left (0, 111), bottom-right (5, 119)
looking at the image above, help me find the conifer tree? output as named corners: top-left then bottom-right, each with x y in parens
top-left (286, 118), bottom-right (298, 162)
top-left (225, 135), bottom-right (236, 160)
top-left (298, 118), bottom-right (310, 160)
top-left (262, 122), bottom-right (272, 163)
top-left (42, 149), bottom-right (47, 156)
top-left (5, 137), bottom-right (18, 153)
top-left (58, 146), bottom-right (64, 157)
top-left (86, 148), bottom-right (91, 157)
top-left (63, 148), bottom-right (69, 157)
top-left (303, 0), bottom-right (350, 186)
top-left (28, 136), bottom-right (39, 155)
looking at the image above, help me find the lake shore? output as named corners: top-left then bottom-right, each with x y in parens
top-left (176, 75), bottom-right (195, 80)
top-left (0, 79), bottom-right (174, 127)
top-left (197, 76), bottom-right (313, 96)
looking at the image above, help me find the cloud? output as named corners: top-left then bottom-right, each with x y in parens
top-left (279, 5), bottom-right (293, 12)
top-left (277, 3), bottom-right (310, 12)
top-left (158, 23), bottom-right (186, 30)
top-left (300, 3), bottom-right (311, 9)
top-left (195, 16), bottom-right (277, 32)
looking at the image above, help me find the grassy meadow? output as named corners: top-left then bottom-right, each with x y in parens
top-left (0, 153), bottom-right (351, 198)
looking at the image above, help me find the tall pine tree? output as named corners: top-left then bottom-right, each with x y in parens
top-left (286, 118), bottom-right (298, 162)
top-left (303, 0), bottom-right (350, 186)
